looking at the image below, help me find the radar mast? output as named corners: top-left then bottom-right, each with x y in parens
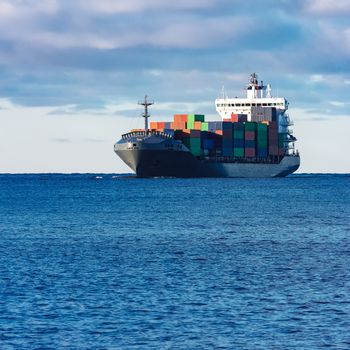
top-left (138, 95), bottom-right (154, 133)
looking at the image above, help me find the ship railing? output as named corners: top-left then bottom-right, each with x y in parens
top-left (122, 130), bottom-right (174, 140)
top-left (209, 155), bottom-right (285, 164)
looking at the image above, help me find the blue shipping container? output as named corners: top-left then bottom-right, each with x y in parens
top-left (215, 121), bottom-right (223, 130)
top-left (222, 148), bottom-right (233, 156)
top-left (222, 121), bottom-right (232, 130)
top-left (201, 131), bottom-right (209, 139)
top-left (202, 139), bottom-right (215, 150)
top-left (234, 122), bottom-right (244, 131)
top-left (208, 122), bottom-right (216, 131)
top-left (223, 138), bottom-right (233, 149)
top-left (258, 149), bottom-right (268, 157)
top-left (234, 139), bottom-right (244, 148)
top-left (245, 140), bottom-right (255, 148)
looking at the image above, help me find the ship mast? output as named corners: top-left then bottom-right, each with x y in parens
top-left (138, 95), bottom-right (154, 133)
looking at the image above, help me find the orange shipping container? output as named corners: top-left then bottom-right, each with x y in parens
top-left (172, 121), bottom-right (187, 130)
top-left (150, 122), bottom-right (158, 130)
top-left (174, 114), bottom-right (188, 123)
top-left (157, 122), bottom-right (165, 129)
top-left (215, 130), bottom-right (223, 135)
top-left (194, 121), bottom-right (202, 130)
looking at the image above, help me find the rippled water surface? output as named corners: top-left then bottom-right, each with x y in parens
top-left (0, 174), bottom-right (349, 349)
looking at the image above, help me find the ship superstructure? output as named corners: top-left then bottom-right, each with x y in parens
top-left (216, 73), bottom-right (287, 119)
top-left (216, 73), bottom-right (296, 157)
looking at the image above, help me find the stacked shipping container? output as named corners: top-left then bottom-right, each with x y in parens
top-left (149, 113), bottom-right (285, 158)
top-left (222, 122), bottom-right (233, 156)
top-left (233, 123), bottom-right (244, 157)
top-left (257, 123), bottom-right (268, 157)
top-left (268, 121), bottom-right (279, 156)
top-left (244, 122), bottom-right (256, 157)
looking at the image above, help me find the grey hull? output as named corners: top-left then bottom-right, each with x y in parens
top-left (115, 149), bottom-right (300, 178)
top-left (114, 132), bottom-right (300, 178)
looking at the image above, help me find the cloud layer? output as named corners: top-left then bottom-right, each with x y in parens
top-left (0, 0), bottom-right (349, 112)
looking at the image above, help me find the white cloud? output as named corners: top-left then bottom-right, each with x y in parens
top-left (316, 23), bottom-right (350, 54)
top-left (0, 0), bottom-right (59, 17)
top-left (304, 0), bottom-right (350, 15)
top-left (307, 74), bottom-right (325, 84)
top-left (306, 73), bottom-right (350, 87)
top-left (0, 11), bottom-right (253, 50)
top-left (78, 0), bottom-right (217, 14)
top-left (328, 101), bottom-right (346, 107)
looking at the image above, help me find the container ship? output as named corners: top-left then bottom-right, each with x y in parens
top-left (114, 73), bottom-right (300, 177)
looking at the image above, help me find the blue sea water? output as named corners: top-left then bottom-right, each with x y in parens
top-left (0, 174), bottom-right (349, 349)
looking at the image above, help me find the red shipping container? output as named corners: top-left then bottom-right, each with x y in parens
top-left (174, 114), bottom-right (188, 123)
top-left (245, 131), bottom-right (255, 140)
top-left (269, 146), bottom-right (279, 155)
top-left (245, 148), bottom-right (256, 157)
top-left (157, 122), bottom-right (165, 129)
top-left (190, 129), bottom-right (201, 138)
top-left (231, 113), bottom-right (238, 122)
top-left (215, 130), bottom-right (223, 135)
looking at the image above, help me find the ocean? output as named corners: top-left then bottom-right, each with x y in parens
top-left (0, 174), bottom-right (349, 349)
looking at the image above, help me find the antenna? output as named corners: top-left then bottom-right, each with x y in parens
top-left (266, 84), bottom-right (272, 98)
top-left (138, 95), bottom-right (154, 133)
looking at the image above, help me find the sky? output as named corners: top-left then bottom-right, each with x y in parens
top-left (0, 0), bottom-right (349, 173)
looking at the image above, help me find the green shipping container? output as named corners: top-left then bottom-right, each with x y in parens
top-left (190, 138), bottom-right (201, 156)
top-left (234, 130), bottom-right (244, 139)
top-left (257, 135), bottom-right (268, 147)
top-left (187, 114), bottom-right (205, 123)
top-left (245, 122), bottom-right (256, 132)
top-left (201, 122), bottom-right (209, 131)
top-left (257, 123), bottom-right (267, 131)
top-left (187, 121), bottom-right (195, 129)
top-left (257, 124), bottom-right (268, 147)
top-left (234, 148), bottom-right (244, 157)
